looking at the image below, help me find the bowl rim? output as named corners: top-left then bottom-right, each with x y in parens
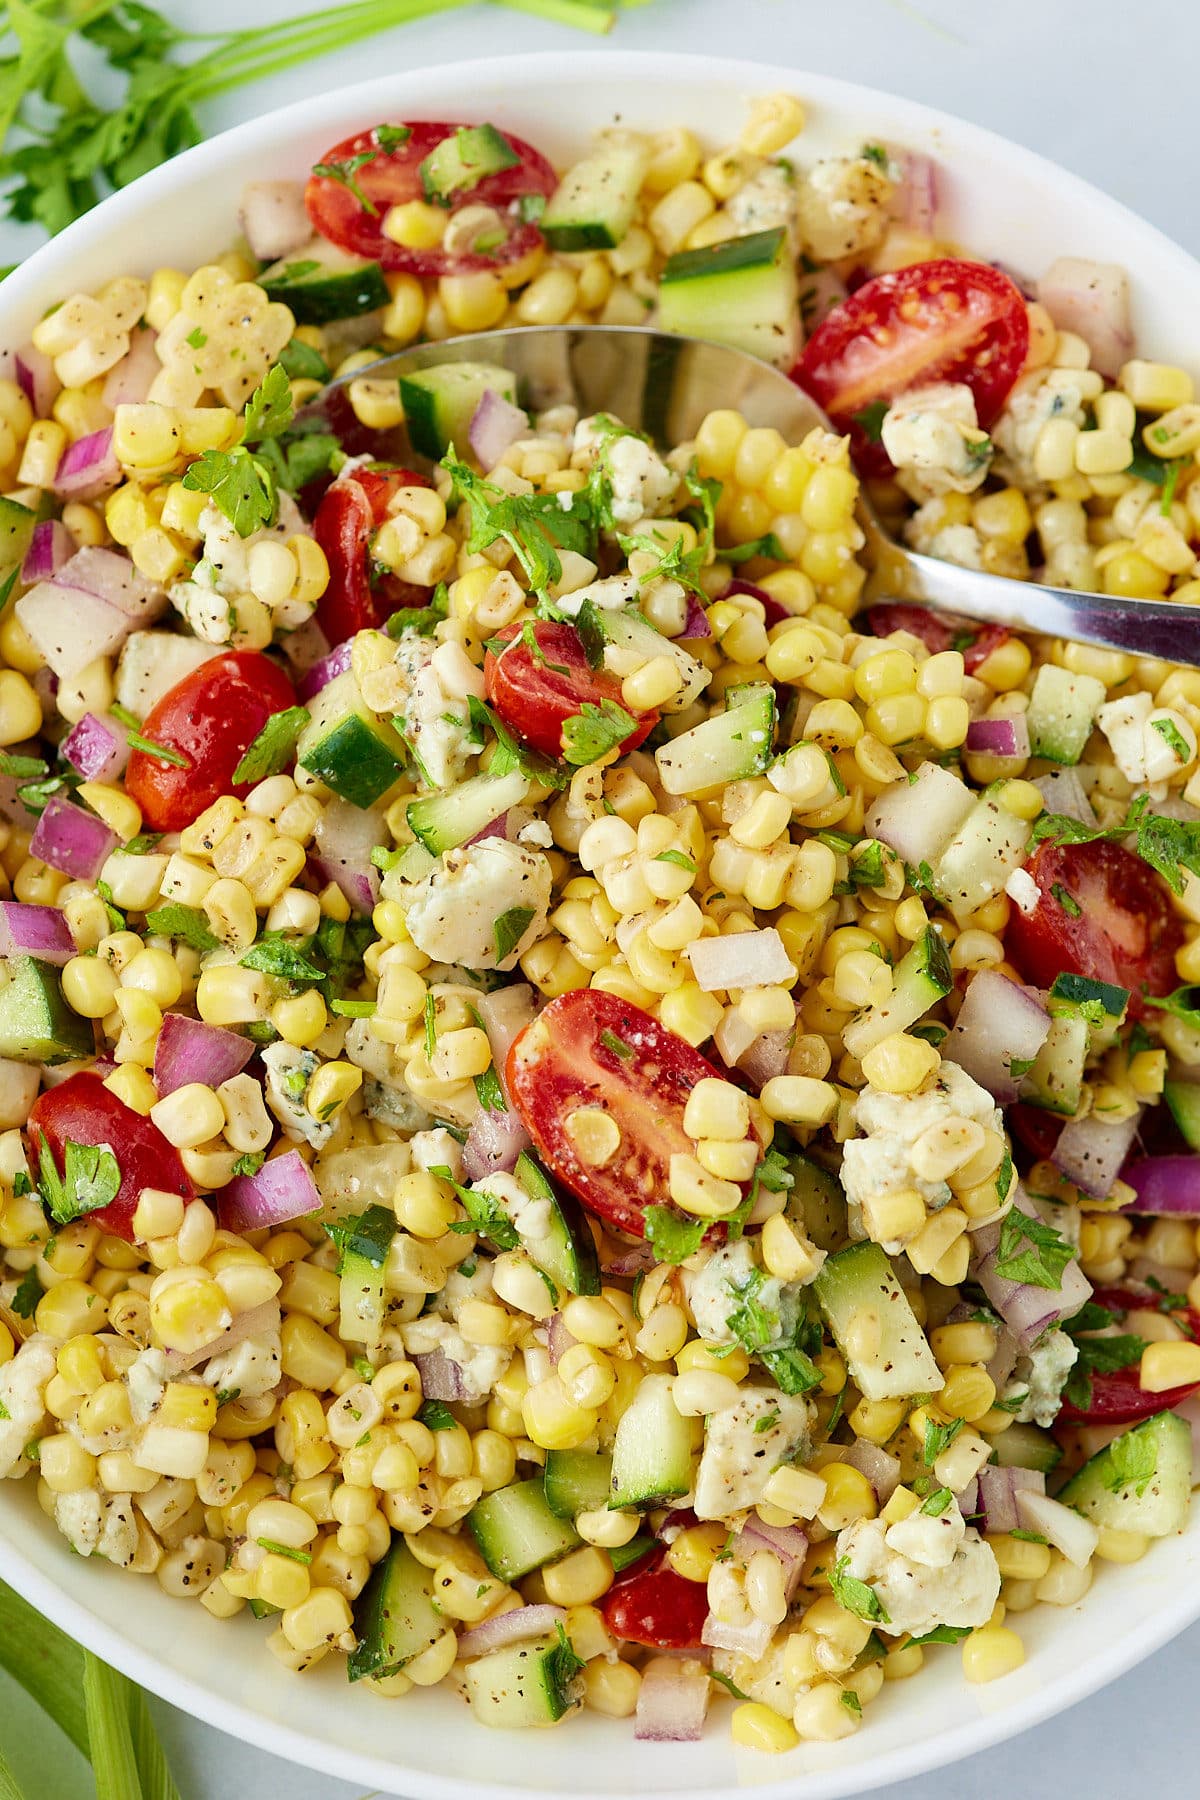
top-left (4, 43), bottom-right (1200, 1800)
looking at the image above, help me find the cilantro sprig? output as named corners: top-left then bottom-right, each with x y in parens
top-left (32, 1133), bottom-right (121, 1226)
top-left (182, 364), bottom-right (294, 538)
top-left (994, 1208), bottom-right (1074, 1290)
top-left (1031, 794), bottom-right (1200, 899)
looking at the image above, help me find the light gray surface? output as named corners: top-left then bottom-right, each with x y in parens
top-left (3, 0), bottom-right (1196, 1793)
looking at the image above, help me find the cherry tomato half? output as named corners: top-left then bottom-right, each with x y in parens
top-left (483, 621), bottom-right (658, 761)
top-left (506, 991), bottom-right (757, 1240)
top-left (305, 121), bottom-right (557, 277)
top-left (1005, 839), bottom-right (1183, 1022)
top-left (313, 465), bottom-right (433, 647)
top-left (864, 602), bottom-right (1010, 677)
top-left (1056, 1285), bottom-right (1200, 1424)
top-left (793, 259), bottom-right (1029, 474)
top-left (125, 650), bottom-right (297, 833)
top-left (27, 1071), bottom-right (193, 1243)
top-left (599, 1555), bottom-right (709, 1650)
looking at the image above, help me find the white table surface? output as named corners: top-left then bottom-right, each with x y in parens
top-left (4, 0), bottom-right (1198, 1792)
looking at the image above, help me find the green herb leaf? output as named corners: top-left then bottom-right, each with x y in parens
top-left (231, 705), bottom-right (310, 784)
top-left (10, 1268), bottom-right (42, 1320)
top-left (0, 751), bottom-right (47, 780)
top-left (125, 729), bottom-right (188, 767)
top-left (493, 906), bottom-right (535, 963)
top-left (546, 1621), bottom-right (586, 1702)
top-left (230, 1151), bottom-right (266, 1179)
top-left (436, 1167), bottom-right (521, 1252)
top-left (444, 452), bottom-right (595, 597)
top-left (240, 933), bottom-right (324, 984)
top-left (144, 905), bottom-right (220, 952)
top-left (279, 338), bottom-right (329, 383)
top-left (1105, 1424), bottom-right (1158, 1497)
top-left (709, 1669), bottom-right (751, 1702)
top-left (920, 1486), bottom-right (953, 1516)
top-left (852, 400), bottom-right (889, 442)
top-left (1051, 881), bottom-right (1082, 919)
top-left (599, 1028), bottom-right (634, 1060)
top-left (922, 1416), bottom-right (965, 1468)
top-left (242, 363), bottom-right (295, 443)
top-left (1151, 716), bottom-right (1191, 763)
top-left (312, 150), bottom-right (380, 215)
top-left (256, 1537), bottom-right (312, 1565)
top-left (560, 697), bottom-right (638, 766)
top-left (181, 444), bottom-right (276, 538)
top-left (840, 1689), bottom-right (862, 1717)
top-left (34, 1132), bottom-right (121, 1226)
top-left (909, 1623), bottom-right (972, 1646)
top-left (418, 1400), bottom-right (457, 1431)
top-left (654, 849), bottom-right (695, 871)
top-left (721, 532), bottom-right (783, 565)
top-left (644, 1205), bottom-right (707, 1264)
top-left (424, 991), bottom-right (438, 1060)
top-left (994, 1208), bottom-right (1073, 1290)
top-left (1009, 1529), bottom-right (1048, 1544)
top-left (473, 1065), bottom-right (507, 1113)
top-left (829, 1554), bottom-right (889, 1623)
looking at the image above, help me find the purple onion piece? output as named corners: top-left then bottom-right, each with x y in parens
top-left (20, 521), bottom-right (74, 586)
top-left (634, 1660), bottom-right (710, 1743)
top-left (29, 795), bottom-right (118, 882)
top-left (965, 714), bottom-right (1030, 760)
top-left (1053, 1110), bottom-right (1142, 1199)
top-left (311, 799), bottom-right (387, 915)
top-left (61, 712), bottom-right (131, 782)
top-left (455, 1603), bottom-right (566, 1661)
top-left (298, 638), bottom-right (354, 702)
top-left (0, 900), bottom-right (75, 966)
top-left (461, 1105), bottom-right (532, 1183)
top-left (218, 1149), bottom-right (320, 1233)
top-left (412, 1350), bottom-right (469, 1402)
top-left (468, 388), bottom-right (529, 469)
top-left (53, 427), bottom-right (119, 500)
top-left (13, 345), bottom-right (60, 417)
top-left (945, 969), bottom-right (1050, 1103)
top-left (154, 1012), bottom-right (254, 1098)
top-left (100, 327), bottom-right (160, 409)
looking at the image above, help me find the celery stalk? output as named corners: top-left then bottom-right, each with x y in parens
top-left (0, 1744), bottom-right (29, 1800)
top-left (129, 1688), bottom-right (181, 1800)
top-left (84, 1655), bottom-right (142, 1800)
top-left (0, 1580), bottom-right (88, 1757)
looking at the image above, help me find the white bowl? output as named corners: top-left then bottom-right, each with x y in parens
top-left (4, 49), bottom-right (1200, 1800)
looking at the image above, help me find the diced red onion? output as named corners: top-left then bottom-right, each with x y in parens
top-left (972, 1190), bottom-right (1092, 1348)
top-left (724, 578), bottom-right (788, 627)
top-left (958, 1476), bottom-right (979, 1519)
top-left (412, 1350), bottom-right (469, 1401)
top-left (945, 970), bottom-right (1050, 1104)
top-left (736, 1518), bottom-right (808, 1590)
top-left (29, 795), bottom-right (118, 882)
top-left (461, 1106), bottom-right (531, 1183)
top-left (53, 427), bottom-right (119, 500)
top-left (866, 760), bottom-right (976, 868)
top-left (15, 582), bottom-right (130, 682)
top-left (311, 800), bottom-right (387, 914)
top-left (545, 1312), bottom-right (578, 1366)
top-left (238, 180), bottom-right (312, 263)
top-left (0, 901), bottom-right (75, 966)
top-left (476, 985), bottom-right (537, 1099)
top-left (634, 1658), bottom-right (710, 1743)
top-left (1036, 257), bottom-right (1133, 379)
top-left (297, 639), bottom-right (353, 702)
top-left (986, 1326), bottom-right (1021, 1394)
top-left (101, 328), bottom-right (160, 409)
top-left (843, 1441), bottom-right (902, 1504)
top-left (976, 1464), bottom-right (1045, 1535)
top-left (469, 388), bottom-right (529, 469)
top-left (218, 1149), bottom-right (320, 1233)
top-left (167, 1299), bottom-right (281, 1373)
top-left (601, 1241), bottom-right (659, 1277)
top-left (455, 1604), bottom-right (566, 1662)
top-left (965, 715), bottom-right (1030, 760)
top-left (465, 811), bottom-right (512, 848)
top-left (1014, 1489), bottom-right (1099, 1567)
top-left (885, 146), bottom-right (938, 234)
top-left (700, 1608), bottom-right (773, 1660)
top-left (1053, 1109), bottom-right (1142, 1199)
top-left (685, 927), bottom-right (796, 994)
top-left (680, 594), bottom-right (712, 639)
top-left (20, 521), bottom-right (74, 586)
top-left (62, 712), bottom-right (131, 783)
top-left (1121, 1156), bottom-right (1200, 1215)
top-left (736, 1024), bottom-right (794, 1090)
top-left (1032, 768), bottom-right (1095, 825)
top-left (801, 264), bottom-right (850, 330)
top-left (154, 1012), bottom-right (253, 1098)
top-left (59, 546), bottom-right (163, 618)
top-left (13, 344), bottom-right (60, 418)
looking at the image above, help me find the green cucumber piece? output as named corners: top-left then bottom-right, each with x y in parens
top-left (609, 1533), bottom-right (656, 1573)
top-left (989, 1422), bottom-right (1063, 1476)
top-left (1165, 1080), bottom-right (1200, 1151)
top-left (420, 125), bottom-right (520, 203)
top-left (1018, 1011), bottom-right (1088, 1116)
top-left (512, 1152), bottom-right (600, 1299)
top-left (542, 139), bottom-right (650, 251)
top-left (0, 497), bottom-right (36, 575)
top-left (0, 955), bottom-right (93, 1063)
top-left (658, 228), bottom-right (801, 366)
top-left (543, 1450), bottom-right (613, 1520)
top-left (1048, 972), bottom-right (1129, 1024)
top-left (842, 925), bottom-right (952, 1059)
top-left (406, 768), bottom-right (530, 856)
top-left (608, 1372), bottom-right (698, 1510)
top-left (463, 1631), bottom-right (580, 1728)
top-left (468, 1478), bottom-right (581, 1581)
top-left (654, 687), bottom-right (776, 796)
top-left (813, 1241), bottom-right (941, 1401)
top-left (331, 1204), bottom-right (395, 1347)
top-left (933, 792), bottom-right (1031, 922)
top-left (785, 1152), bottom-right (848, 1252)
top-left (348, 1539), bottom-right (443, 1680)
top-left (296, 669), bottom-right (407, 808)
top-left (576, 601), bottom-right (709, 710)
top-left (1026, 664), bottom-right (1106, 765)
top-left (399, 361), bottom-right (520, 461)
top-left (260, 243), bottom-right (390, 324)
top-left (1058, 1411), bottom-right (1192, 1538)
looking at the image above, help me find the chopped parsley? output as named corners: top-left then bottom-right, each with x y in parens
top-left (418, 1400), bottom-right (457, 1431)
top-left (754, 1407), bottom-right (781, 1434)
top-left (721, 532), bottom-right (784, 565)
top-left (311, 150), bottom-right (379, 214)
top-left (473, 1066), bottom-right (507, 1113)
top-left (1151, 716), bottom-right (1191, 763)
top-left (11, 1267), bottom-right (43, 1319)
top-left (1051, 882), bottom-right (1082, 918)
top-left (182, 363), bottom-right (295, 537)
top-left (1009, 1530), bottom-right (1047, 1545)
top-left (546, 1622), bottom-right (586, 1698)
top-left (922, 1416), bottom-right (965, 1468)
top-left (231, 706), bottom-right (311, 784)
top-left (230, 1151), bottom-right (266, 1179)
top-left (1144, 984), bottom-right (1200, 1032)
top-left (599, 1029), bottom-right (634, 1060)
top-left (1030, 794), bottom-right (1200, 899)
top-left (994, 1208), bottom-right (1073, 1290)
top-left (919, 1486), bottom-right (953, 1516)
top-left (643, 1205), bottom-right (706, 1264)
top-left (444, 451), bottom-right (595, 598)
top-left (829, 1554), bottom-right (889, 1623)
top-left (709, 1670), bottom-right (752, 1702)
top-left (33, 1133), bottom-right (121, 1225)
top-left (257, 1538), bottom-right (312, 1565)
top-left (424, 991), bottom-right (438, 1060)
top-left (852, 400), bottom-right (889, 442)
top-left (493, 906), bottom-right (535, 963)
top-left (1105, 1426), bottom-right (1158, 1497)
top-left (1062, 1300), bottom-right (1147, 1411)
top-left (654, 849), bottom-right (696, 871)
top-left (241, 933), bottom-right (325, 984)
top-left (437, 1168), bottom-right (520, 1252)
top-left (840, 1689), bottom-right (862, 1717)
top-left (909, 1624), bottom-right (972, 1646)
top-left (560, 698), bottom-right (638, 766)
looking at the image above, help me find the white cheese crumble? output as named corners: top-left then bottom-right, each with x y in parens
top-left (836, 1506), bottom-right (1000, 1637)
top-left (399, 838), bottom-right (552, 971)
top-left (1097, 691), bottom-right (1197, 790)
top-left (992, 368), bottom-right (1092, 488)
top-left (572, 416), bottom-right (678, 526)
top-left (0, 1335), bottom-right (56, 1479)
top-left (693, 1386), bottom-right (813, 1519)
top-left (1005, 867), bottom-right (1041, 915)
top-left (261, 1043), bottom-right (337, 1149)
top-left (880, 382), bottom-right (993, 502)
top-left (1002, 1326), bottom-right (1079, 1427)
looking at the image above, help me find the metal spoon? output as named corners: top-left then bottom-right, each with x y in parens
top-left (310, 324), bottom-right (1200, 667)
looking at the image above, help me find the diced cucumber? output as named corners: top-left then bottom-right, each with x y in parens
top-left (348, 1538), bottom-right (444, 1680)
top-left (260, 241), bottom-right (390, 324)
top-left (1048, 971), bottom-right (1129, 1025)
top-left (610, 1534), bottom-right (656, 1573)
top-left (989, 1422), bottom-right (1063, 1476)
top-left (576, 601), bottom-right (709, 710)
top-left (658, 228), bottom-right (801, 367)
top-left (399, 361), bottom-right (520, 461)
top-left (1018, 1011), bottom-right (1088, 1116)
top-left (331, 1204), bottom-right (395, 1347)
top-left (1058, 1411), bottom-right (1192, 1538)
top-left (247, 1598), bottom-right (279, 1620)
top-left (420, 125), bottom-right (520, 203)
top-left (468, 1478), bottom-right (581, 1581)
top-left (406, 768), bottom-right (530, 856)
top-left (842, 925), bottom-right (952, 1059)
top-left (542, 138), bottom-right (650, 251)
top-left (1165, 1080), bottom-right (1200, 1151)
top-left (933, 792), bottom-right (1031, 922)
top-left (1026, 664), bottom-right (1106, 765)
top-left (462, 1631), bottom-right (581, 1728)
top-left (296, 669), bottom-right (407, 809)
top-left (0, 956), bottom-right (93, 1063)
top-left (785, 1152), bottom-right (848, 1252)
top-left (543, 1449), bottom-right (613, 1520)
top-left (512, 1151), bottom-right (601, 1299)
top-left (654, 688), bottom-right (776, 797)
top-left (0, 497), bottom-right (35, 575)
top-left (813, 1241), bottom-right (941, 1401)
top-left (608, 1372), bottom-right (698, 1510)
top-left (866, 762), bottom-right (976, 870)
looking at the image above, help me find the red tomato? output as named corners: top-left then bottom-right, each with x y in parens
top-left (1008, 1102), bottom-right (1063, 1164)
top-left (305, 121), bottom-right (557, 276)
top-left (793, 259), bottom-right (1029, 474)
top-left (1057, 1285), bottom-right (1200, 1424)
top-left (1005, 839), bottom-right (1183, 1021)
top-left (312, 465), bottom-right (433, 647)
top-left (506, 991), bottom-right (757, 1240)
top-left (483, 621), bottom-right (658, 761)
top-left (125, 651), bottom-right (297, 833)
top-left (864, 602), bottom-right (1010, 676)
top-left (600, 1556), bottom-right (709, 1650)
top-left (27, 1072), bottom-right (193, 1243)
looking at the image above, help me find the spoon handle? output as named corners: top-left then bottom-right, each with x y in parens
top-left (903, 551), bottom-right (1200, 668)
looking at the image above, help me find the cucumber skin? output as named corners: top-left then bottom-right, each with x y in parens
top-left (468, 1478), bottom-right (581, 1581)
top-left (1058, 1412), bottom-right (1192, 1537)
top-left (0, 955), bottom-right (93, 1063)
top-left (298, 712), bottom-right (405, 809)
top-left (261, 263), bottom-right (389, 325)
top-left (348, 1539), bottom-right (443, 1681)
top-left (543, 1450), bottom-right (613, 1520)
